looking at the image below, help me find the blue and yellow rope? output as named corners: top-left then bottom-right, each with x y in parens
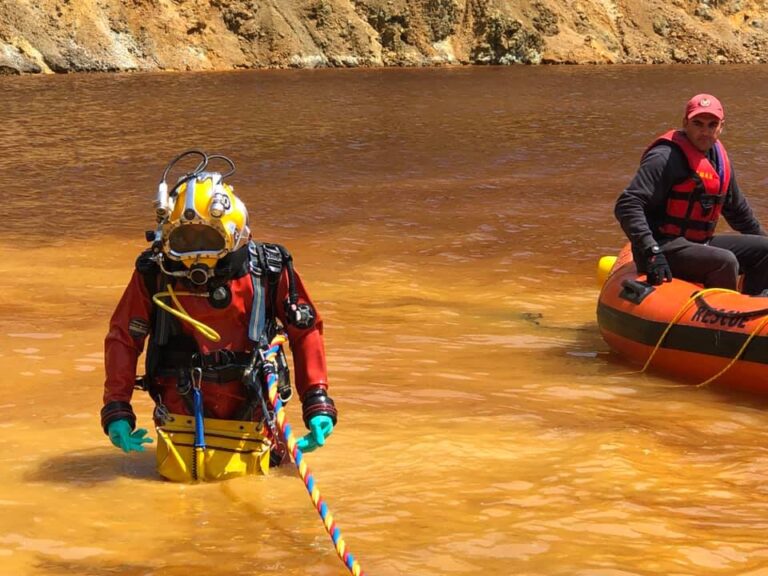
top-left (263, 335), bottom-right (365, 576)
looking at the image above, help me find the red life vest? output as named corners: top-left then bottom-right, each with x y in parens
top-left (647, 130), bottom-right (732, 243)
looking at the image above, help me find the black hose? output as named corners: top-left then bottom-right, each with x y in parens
top-left (162, 149), bottom-right (208, 186)
top-left (206, 154), bottom-right (236, 178)
top-left (161, 150), bottom-right (237, 197)
top-left (167, 151), bottom-right (208, 198)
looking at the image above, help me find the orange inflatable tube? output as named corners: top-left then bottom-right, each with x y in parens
top-left (597, 244), bottom-right (768, 394)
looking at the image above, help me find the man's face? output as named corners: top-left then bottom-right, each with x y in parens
top-left (683, 113), bottom-right (724, 153)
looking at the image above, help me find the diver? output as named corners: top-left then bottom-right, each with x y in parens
top-left (100, 149), bottom-right (337, 481)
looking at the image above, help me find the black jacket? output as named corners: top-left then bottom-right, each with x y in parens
top-left (615, 141), bottom-right (764, 260)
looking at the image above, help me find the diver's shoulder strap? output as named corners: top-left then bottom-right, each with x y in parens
top-left (246, 241), bottom-right (297, 344)
top-left (247, 242), bottom-right (267, 344)
top-left (135, 249), bottom-right (161, 298)
top-left (135, 250), bottom-right (177, 357)
top-left (256, 242), bottom-right (300, 302)
top-left (247, 242), bottom-right (280, 344)
top-left (247, 242), bottom-right (288, 276)
top-left (261, 242), bottom-right (286, 275)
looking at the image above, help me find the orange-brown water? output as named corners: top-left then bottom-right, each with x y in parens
top-left (4, 66), bottom-right (768, 575)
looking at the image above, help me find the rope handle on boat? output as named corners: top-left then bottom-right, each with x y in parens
top-left (638, 288), bottom-right (737, 374)
top-left (697, 313), bottom-right (768, 387)
top-left (636, 287), bottom-right (768, 387)
top-left (263, 335), bottom-right (365, 576)
top-left (694, 295), bottom-right (768, 320)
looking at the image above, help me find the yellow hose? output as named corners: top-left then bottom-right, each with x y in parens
top-left (151, 284), bottom-right (221, 342)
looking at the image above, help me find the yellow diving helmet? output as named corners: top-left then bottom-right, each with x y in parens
top-left (152, 150), bottom-right (250, 285)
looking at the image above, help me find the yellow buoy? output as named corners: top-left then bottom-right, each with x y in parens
top-left (597, 255), bottom-right (618, 286)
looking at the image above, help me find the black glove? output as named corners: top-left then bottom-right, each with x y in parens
top-left (301, 387), bottom-right (338, 428)
top-left (645, 246), bottom-right (672, 285)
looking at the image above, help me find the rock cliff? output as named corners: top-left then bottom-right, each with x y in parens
top-left (2, 0), bottom-right (767, 73)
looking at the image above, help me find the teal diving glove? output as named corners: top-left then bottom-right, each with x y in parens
top-left (296, 414), bottom-right (334, 453)
top-left (107, 419), bottom-right (153, 453)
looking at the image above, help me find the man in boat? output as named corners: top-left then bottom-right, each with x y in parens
top-left (615, 93), bottom-right (768, 294)
top-left (100, 150), bottom-right (338, 481)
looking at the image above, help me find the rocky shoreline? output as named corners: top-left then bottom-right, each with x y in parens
top-left (2, 0), bottom-right (767, 74)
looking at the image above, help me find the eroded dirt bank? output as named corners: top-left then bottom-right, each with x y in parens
top-left (2, 0), bottom-right (767, 73)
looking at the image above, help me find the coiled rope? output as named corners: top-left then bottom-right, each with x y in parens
top-left (263, 335), bottom-right (365, 576)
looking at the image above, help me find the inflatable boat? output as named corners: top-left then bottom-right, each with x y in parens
top-left (596, 244), bottom-right (768, 394)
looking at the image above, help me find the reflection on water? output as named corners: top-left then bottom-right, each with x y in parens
top-left (3, 65), bottom-right (768, 574)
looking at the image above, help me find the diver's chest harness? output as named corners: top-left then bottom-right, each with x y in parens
top-left (136, 241), bottom-right (315, 421)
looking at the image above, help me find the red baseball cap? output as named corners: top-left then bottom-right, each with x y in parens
top-left (685, 93), bottom-right (724, 120)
